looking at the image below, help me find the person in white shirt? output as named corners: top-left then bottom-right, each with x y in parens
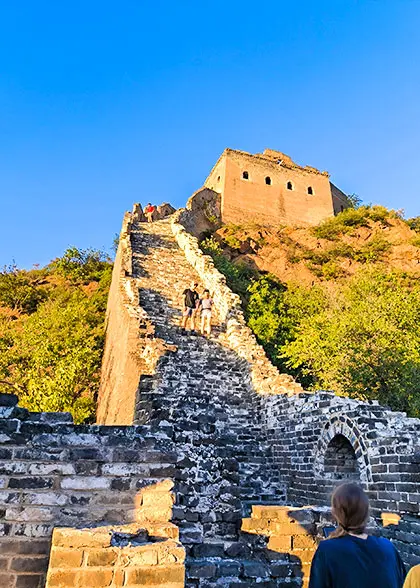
top-left (200, 290), bottom-right (213, 336)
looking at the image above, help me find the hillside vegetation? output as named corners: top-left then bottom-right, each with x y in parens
top-left (0, 248), bottom-right (112, 423)
top-left (201, 207), bottom-right (420, 417)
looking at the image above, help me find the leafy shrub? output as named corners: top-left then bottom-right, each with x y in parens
top-left (367, 205), bottom-right (393, 223)
top-left (313, 205), bottom-right (393, 240)
top-left (0, 265), bottom-right (47, 314)
top-left (200, 237), bottom-right (257, 299)
top-left (353, 234), bottom-right (391, 263)
top-left (321, 260), bottom-right (345, 279)
top-left (406, 217), bottom-right (420, 233)
top-left (302, 250), bottom-right (331, 265)
top-left (224, 234), bottom-right (242, 249)
top-left (50, 247), bottom-right (111, 283)
top-left (410, 236), bottom-right (420, 248)
top-left (287, 251), bottom-right (302, 264)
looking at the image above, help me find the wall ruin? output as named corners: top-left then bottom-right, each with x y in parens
top-left (1, 199), bottom-right (419, 587)
top-left (0, 393), bottom-right (180, 587)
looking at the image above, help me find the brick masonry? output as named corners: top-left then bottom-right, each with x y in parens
top-left (1, 197), bottom-right (420, 587)
top-left (45, 523), bottom-right (185, 588)
top-left (0, 393), bottom-right (180, 587)
top-left (203, 148), bottom-right (348, 228)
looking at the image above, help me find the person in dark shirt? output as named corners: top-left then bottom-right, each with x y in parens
top-left (309, 483), bottom-right (406, 588)
top-left (181, 281), bottom-right (200, 331)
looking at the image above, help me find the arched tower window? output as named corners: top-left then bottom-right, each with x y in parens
top-left (265, 176), bottom-right (271, 185)
top-left (242, 171), bottom-right (249, 180)
top-left (324, 434), bottom-right (359, 481)
top-left (307, 186), bottom-right (314, 195)
top-left (217, 176), bottom-right (221, 182)
top-left (287, 181), bottom-right (294, 190)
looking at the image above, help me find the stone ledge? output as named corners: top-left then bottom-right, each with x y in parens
top-left (46, 523), bottom-right (185, 588)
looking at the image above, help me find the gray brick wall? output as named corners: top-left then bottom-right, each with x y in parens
top-left (0, 393), bottom-right (176, 587)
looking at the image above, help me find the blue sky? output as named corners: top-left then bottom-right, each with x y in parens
top-left (0, 1), bottom-right (419, 267)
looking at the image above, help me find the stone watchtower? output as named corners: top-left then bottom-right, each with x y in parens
top-left (204, 148), bottom-right (349, 227)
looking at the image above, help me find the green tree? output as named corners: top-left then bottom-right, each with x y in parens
top-left (0, 248), bottom-right (112, 423)
top-left (346, 193), bottom-right (362, 209)
top-left (200, 237), bottom-right (257, 300)
top-left (282, 269), bottom-right (420, 416)
top-left (50, 246), bottom-right (111, 283)
top-left (246, 276), bottom-right (326, 386)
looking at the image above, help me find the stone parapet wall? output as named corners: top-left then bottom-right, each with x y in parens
top-left (97, 212), bottom-right (142, 425)
top-left (0, 393), bottom-right (177, 588)
top-left (242, 505), bottom-right (334, 588)
top-left (45, 524), bottom-right (185, 588)
top-left (97, 211), bottom-right (174, 426)
top-left (172, 208), bottom-right (303, 397)
top-left (181, 187), bottom-right (221, 238)
top-left (262, 391), bottom-right (420, 567)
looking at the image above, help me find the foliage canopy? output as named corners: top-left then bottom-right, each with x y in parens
top-left (0, 248), bottom-right (112, 423)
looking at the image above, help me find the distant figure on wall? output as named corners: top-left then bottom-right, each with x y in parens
top-left (309, 483), bottom-right (406, 588)
top-left (144, 203), bottom-right (156, 223)
top-left (181, 281), bottom-right (200, 332)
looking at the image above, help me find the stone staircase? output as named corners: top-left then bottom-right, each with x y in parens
top-left (129, 218), bottom-right (299, 585)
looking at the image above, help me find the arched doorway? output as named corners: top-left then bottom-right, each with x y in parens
top-left (324, 434), bottom-right (359, 480)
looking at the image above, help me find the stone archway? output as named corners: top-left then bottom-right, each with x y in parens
top-left (324, 434), bottom-right (359, 480)
top-left (313, 414), bottom-right (372, 483)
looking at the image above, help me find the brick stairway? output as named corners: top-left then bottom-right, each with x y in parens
top-left (129, 219), bottom-right (302, 586)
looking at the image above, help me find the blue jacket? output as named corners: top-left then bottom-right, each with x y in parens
top-left (309, 535), bottom-right (406, 588)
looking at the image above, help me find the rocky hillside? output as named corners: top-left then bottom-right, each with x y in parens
top-left (210, 206), bottom-right (420, 285)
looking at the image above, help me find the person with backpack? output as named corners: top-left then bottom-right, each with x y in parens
top-left (309, 483), bottom-right (406, 588)
top-left (181, 281), bottom-right (200, 331)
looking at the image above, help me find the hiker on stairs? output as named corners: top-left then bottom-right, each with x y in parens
top-left (181, 281), bottom-right (200, 331)
top-left (200, 289), bottom-right (213, 336)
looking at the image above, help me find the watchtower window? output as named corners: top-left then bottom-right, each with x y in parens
top-left (287, 181), bottom-right (293, 190)
top-left (217, 176), bottom-right (221, 182)
top-left (265, 176), bottom-right (271, 185)
top-left (242, 171), bottom-right (249, 180)
top-left (340, 205), bottom-right (344, 212)
top-left (308, 186), bottom-right (314, 195)
top-left (324, 434), bottom-right (359, 481)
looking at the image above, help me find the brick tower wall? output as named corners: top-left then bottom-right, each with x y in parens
top-left (205, 149), bottom-right (336, 227)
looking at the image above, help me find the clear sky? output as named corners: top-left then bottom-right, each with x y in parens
top-left (0, 1), bottom-right (419, 268)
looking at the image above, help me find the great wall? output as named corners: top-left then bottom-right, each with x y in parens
top-left (1, 149), bottom-right (419, 587)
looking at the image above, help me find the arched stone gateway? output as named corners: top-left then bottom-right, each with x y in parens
top-left (313, 414), bottom-right (372, 483)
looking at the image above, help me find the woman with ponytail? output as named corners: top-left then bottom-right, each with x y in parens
top-left (309, 483), bottom-right (406, 588)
